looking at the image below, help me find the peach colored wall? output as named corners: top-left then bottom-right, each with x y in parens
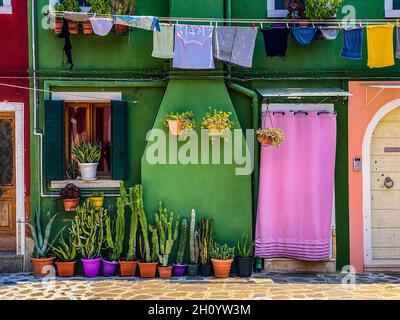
top-left (348, 81), bottom-right (400, 271)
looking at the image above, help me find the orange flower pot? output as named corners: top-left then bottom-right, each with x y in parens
top-left (68, 21), bottom-right (79, 35)
top-left (82, 21), bottom-right (93, 35)
top-left (257, 135), bottom-right (272, 146)
top-left (211, 258), bottom-right (233, 278)
top-left (138, 262), bottom-right (157, 278)
top-left (31, 257), bottom-right (56, 278)
top-left (158, 266), bottom-right (173, 279)
top-left (115, 24), bottom-right (129, 35)
top-left (168, 120), bottom-right (185, 136)
top-left (63, 198), bottom-right (80, 212)
top-left (119, 260), bottom-right (138, 277)
top-left (55, 261), bottom-right (77, 277)
top-left (54, 20), bottom-right (63, 35)
top-left (209, 128), bottom-right (225, 136)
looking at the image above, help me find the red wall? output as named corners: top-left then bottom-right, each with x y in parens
top-left (0, 1), bottom-right (30, 196)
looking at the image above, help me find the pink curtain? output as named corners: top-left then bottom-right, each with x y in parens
top-left (255, 111), bottom-right (337, 261)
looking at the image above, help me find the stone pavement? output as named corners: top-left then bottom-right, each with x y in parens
top-left (1, 272), bottom-right (400, 300)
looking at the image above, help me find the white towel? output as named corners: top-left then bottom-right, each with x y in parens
top-left (152, 24), bottom-right (174, 59)
top-left (90, 17), bottom-right (113, 36)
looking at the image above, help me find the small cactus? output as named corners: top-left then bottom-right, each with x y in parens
top-left (176, 219), bottom-right (188, 264)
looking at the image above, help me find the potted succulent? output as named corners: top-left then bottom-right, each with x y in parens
top-left (304, 0), bottom-right (343, 20)
top-left (201, 109), bottom-right (235, 139)
top-left (135, 185), bottom-right (158, 278)
top-left (26, 210), bottom-right (65, 277)
top-left (71, 200), bottom-right (107, 277)
top-left (72, 141), bottom-right (102, 181)
top-left (119, 182), bottom-right (139, 277)
top-left (198, 218), bottom-right (214, 277)
top-left (150, 201), bottom-right (180, 279)
top-left (162, 111), bottom-right (196, 138)
top-left (88, 0), bottom-right (112, 14)
top-left (60, 183), bottom-right (81, 212)
top-left (104, 198), bottom-right (125, 277)
top-left (89, 191), bottom-right (104, 209)
top-left (111, 0), bottom-right (137, 35)
top-left (53, 0), bottom-right (81, 35)
top-left (50, 232), bottom-right (77, 277)
top-left (236, 232), bottom-right (255, 278)
top-left (187, 209), bottom-right (200, 277)
top-left (210, 242), bottom-right (235, 278)
top-left (256, 128), bottom-right (284, 148)
top-left (172, 219), bottom-right (188, 277)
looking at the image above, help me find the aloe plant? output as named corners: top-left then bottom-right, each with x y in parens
top-left (50, 232), bottom-right (77, 262)
top-left (72, 141), bottom-right (102, 163)
top-left (236, 232), bottom-right (255, 258)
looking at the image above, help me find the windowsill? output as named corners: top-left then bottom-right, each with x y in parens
top-left (0, 6), bottom-right (12, 14)
top-left (267, 9), bottom-right (288, 18)
top-left (50, 179), bottom-right (121, 189)
top-left (385, 10), bottom-right (400, 18)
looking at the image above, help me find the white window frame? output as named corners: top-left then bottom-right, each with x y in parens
top-left (49, 0), bottom-right (91, 13)
top-left (385, 0), bottom-right (400, 18)
top-left (267, 0), bottom-right (288, 18)
top-left (0, 0), bottom-right (12, 15)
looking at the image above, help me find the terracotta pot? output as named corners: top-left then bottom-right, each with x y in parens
top-left (82, 21), bottom-right (93, 35)
top-left (31, 257), bottom-right (56, 278)
top-left (168, 120), bottom-right (185, 136)
top-left (55, 261), bottom-right (77, 277)
top-left (211, 258), bottom-right (233, 278)
top-left (63, 198), bottom-right (80, 212)
top-left (257, 135), bottom-right (272, 146)
top-left (209, 128), bottom-right (225, 136)
top-left (119, 260), bottom-right (138, 277)
top-left (138, 262), bottom-right (157, 278)
top-left (115, 24), bottom-right (129, 35)
top-left (68, 21), bottom-right (79, 35)
top-left (89, 197), bottom-right (104, 209)
top-left (54, 20), bottom-right (63, 35)
top-left (158, 266), bottom-right (173, 279)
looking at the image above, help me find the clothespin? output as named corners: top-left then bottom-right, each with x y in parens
top-left (252, 21), bottom-right (255, 30)
top-left (261, 22), bottom-right (264, 29)
top-left (168, 19), bottom-right (173, 26)
top-left (286, 22), bottom-right (289, 29)
top-left (359, 21), bottom-right (363, 28)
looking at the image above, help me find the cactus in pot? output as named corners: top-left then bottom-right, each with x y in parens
top-left (187, 209), bottom-right (200, 276)
top-left (210, 242), bottom-right (235, 278)
top-left (173, 219), bottom-right (188, 276)
top-left (198, 218), bottom-right (214, 277)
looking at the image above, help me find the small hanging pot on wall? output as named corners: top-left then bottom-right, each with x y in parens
top-left (67, 21), bottom-right (80, 35)
top-left (115, 24), bottom-right (129, 35)
top-left (54, 19), bottom-right (64, 35)
top-left (82, 21), bottom-right (94, 35)
top-left (256, 128), bottom-right (285, 148)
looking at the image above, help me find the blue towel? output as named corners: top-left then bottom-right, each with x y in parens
top-left (292, 27), bottom-right (317, 45)
top-left (341, 27), bottom-right (363, 60)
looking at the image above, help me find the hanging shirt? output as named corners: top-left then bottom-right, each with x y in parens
top-left (230, 27), bottom-right (258, 68)
top-left (172, 25), bottom-right (215, 70)
top-left (366, 25), bottom-right (395, 68)
top-left (292, 26), bottom-right (317, 45)
top-left (260, 28), bottom-right (290, 58)
top-left (90, 17), bottom-right (113, 36)
top-left (319, 27), bottom-right (340, 40)
top-left (152, 24), bottom-right (175, 59)
top-left (341, 27), bottom-right (363, 60)
top-left (113, 15), bottom-right (161, 32)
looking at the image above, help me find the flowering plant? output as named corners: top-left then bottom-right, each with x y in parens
top-left (256, 128), bottom-right (284, 148)
top-left (201, 109), bottom-right (235, 132)
top-left (162, 111), bottom-right (196, 130)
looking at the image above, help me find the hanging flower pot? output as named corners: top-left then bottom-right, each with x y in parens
top-left (63, 198), bottom-right (80, 212)
top-left (201, 109), bottom-right (235, 141)
top-left (209, 128), bottom-right (225, 136)
top-left (162, 111), bottom-right (196, 137)
top-left (82, 21), bottom-right (94, 35)
top-left (60, 183), bottom-right (81, 212)
top-left (68, 21), bottom-right (80, 35)
top-left (54, 19), bottom-right (63, 35)
top-left (256, 128), bottom-right (285, 148)
top-left (167, 119), bottom-right (185, 136)
top-left (89, 191), bottom-right (104, 209)
top-left (115, 24), bottom-right (129, 35)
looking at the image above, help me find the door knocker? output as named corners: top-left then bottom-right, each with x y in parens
top-left (384, 177), bottom-right (394, 189)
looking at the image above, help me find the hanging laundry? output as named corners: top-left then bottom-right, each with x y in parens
top-left (319, 27), bottom-right (340, 40)
top-left (341, 27), bottom-right (363, 60)
top-left (213, 26), bottom-right (236, 63)
top-left (172, 25), bottom-right (215, 70)
top-left (230, 27), bottom-right (258, 68)
top-left (90, 17), bottom-right (113, 36)
top-left (366, 25), bottom-right (395, 68)
top-left (260, 28), bottom-right (290, 58)
top-left (113, 15), bottom-right (161, 32)
top-left (291, 26), bottom-right (317, 45)
top-left (58, 19), bottom-right (73, 70)
top-left (152, 24), bottom-right (175, 59)
top-left (63, 12), bottom-right (89, 22)
top-left (396, 27), bottom-right (400, 59)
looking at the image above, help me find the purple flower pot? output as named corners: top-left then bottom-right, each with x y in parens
top-left (81, 257), bottom-right (102, 277)
top-left (102, 259), bottom-right (118, 277)
top-left (172, 263), bottom-right (187, 277)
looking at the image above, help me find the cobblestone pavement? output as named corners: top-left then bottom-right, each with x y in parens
top-left (1, 272), bottom-right (400, 300)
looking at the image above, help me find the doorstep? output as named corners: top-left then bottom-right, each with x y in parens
top-left (264, 258), bottom-right (337, 273)
top-left (0, 252), bottom-right (24, 274)
top-left (364, 264), bottom-right (400, 272)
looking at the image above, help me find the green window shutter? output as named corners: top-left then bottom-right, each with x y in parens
top-left (44, 100), bottom-right (65, 181)
top-left (111, 100), bottom-right (128, 180)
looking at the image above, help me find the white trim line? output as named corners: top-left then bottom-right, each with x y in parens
top-left (0, 102), bottom-right (25, 258)
top-left (385, 0), bottom-right (400, 17)
top-left (0, 0), bottom-right (12, 15)
top-left (51, 91), bottom-right (122, 102)
top-left (362, 98), bottom-right (400, 266)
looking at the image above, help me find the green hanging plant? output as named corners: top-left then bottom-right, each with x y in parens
top-left (88, 0), bottom-right (112, 14)
top-left (304, 0), bottom-right (344, 19)
top-left (53, 0), bottom-right (81, 12)
top-left (111, 0), bottom-right (136, 15)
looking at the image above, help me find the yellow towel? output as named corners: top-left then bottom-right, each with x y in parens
top-left (367, 25), bottom-right (395, 68)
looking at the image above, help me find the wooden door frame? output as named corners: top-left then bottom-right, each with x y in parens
top-left (0, 102), bottom-right (25, 257)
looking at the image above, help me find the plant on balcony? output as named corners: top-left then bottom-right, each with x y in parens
top-left (201, 108), bottom-right (235, 140)
top-left (89, 191), bottom-right (104, 210)
top-left (60, 183), bottom-right (81, 212)
top-left (256, 128), bottom-right (285, 148)
top-left (162, 111), bottom-right (196, 139)
top-left (236, 232), bottom-right (255, 277)
top-left (304, 0), bottom-right (343, 19)
top-left (210, 242), bottom-right (235, 278)
top-left (111, 0), bottom-right (137, 35)
top-left (53, 0), bottom-right (81, 35)
top-left (88, 0), bottom-right (112, 14)
top-left (72, 141), bottom-right (102, 181)
top-left (50, 231), bottom-right (78, 277)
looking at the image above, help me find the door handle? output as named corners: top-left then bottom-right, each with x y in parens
top-left (384, 177), bottom-right (394, 189)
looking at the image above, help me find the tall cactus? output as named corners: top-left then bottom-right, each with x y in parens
top-left (189, 209), bottom-right (199, 264)
top-left (134, 185), bottom-right (153, 262)
top-left (177, 219), bottom-right (188, 264)
top-left (105, 196), bottom-right (125, 261)
top-left (198, 218), bottom-right (214, 265)
top-left (150, 224), bottom-right (159, 263)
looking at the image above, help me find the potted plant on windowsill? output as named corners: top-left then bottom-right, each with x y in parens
top-left (187, 209), bottom-right (200, 277)
top-left (111, 0), bottom-right (137, 35)
top-left (210, 242), bottom-right (235, 278)
top-left (236, 232), bottom-right (255, 278)
top-left (304, 0), bottom-right (343, 21)
top-left (60, 183), bottom-right (81, 212)
top-left (201, 109), bottom-right (235, 140)
top-left (51, 232), bottom-right (77, 277)
top-left (172, 219), bottom-right (188, 277)
top-left (89, 191), bottom-right (104, 209)
top-left (256, 128), bottom-right (284, 148)
top-left (71, 200), bottom-right (107, 277)
top-left (150, 201), bottom-right (180, 279)
top-left (198, 218), bottom-right (214, 277)
top-left (72, 141), bottom-right (102, 181)
top-left (53, 0), bottom-right (81, 35)
top-left (27, 210), bottom-right (66, 277)
top-left (162, 111), bottom-right (196, 138)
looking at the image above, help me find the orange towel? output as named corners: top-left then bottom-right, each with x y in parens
top-left (367, 25), bottom-right (395, 68)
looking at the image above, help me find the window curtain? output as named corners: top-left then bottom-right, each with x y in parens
top-left (255, 111), bottom-right (337, 261)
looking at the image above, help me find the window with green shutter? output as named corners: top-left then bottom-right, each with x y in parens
top-left (111, 100), bottom-right (128, 180)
